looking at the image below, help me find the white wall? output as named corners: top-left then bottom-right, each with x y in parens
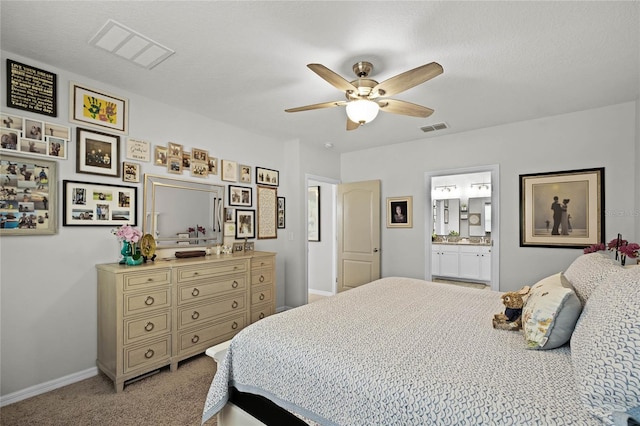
top-left (282, 142), bottom-right (340, 308)
top-left (0, 51), bottom-right (296, 397)
top-left (341, 102), bottom-right (638, 291)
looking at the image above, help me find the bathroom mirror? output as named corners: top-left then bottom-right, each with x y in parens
top-left (468, 197), bottom-right (491, 236)
top-left (143, 174), bottom-right (224, 248)
top-left (433, 198), bottom-right (460, 235)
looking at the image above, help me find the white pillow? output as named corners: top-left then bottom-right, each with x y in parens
top-left (564, 252), bottom-right (624, 305)
top-left (571, 267), bottom-right (640, 423)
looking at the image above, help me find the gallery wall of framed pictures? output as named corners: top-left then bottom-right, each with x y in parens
top-left (3, 58), bottom-right (287, 240)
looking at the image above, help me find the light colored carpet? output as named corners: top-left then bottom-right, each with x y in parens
top-left (0, 354), bottom-right (218, 426)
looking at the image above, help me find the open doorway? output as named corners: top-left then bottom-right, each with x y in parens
top-left (305, 175), bottom-right (339, 303)
top-left (425, 165), bottom-right (500, 291)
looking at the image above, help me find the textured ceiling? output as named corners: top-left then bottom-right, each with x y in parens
top-left (1, 1), bottom-right (639, 153)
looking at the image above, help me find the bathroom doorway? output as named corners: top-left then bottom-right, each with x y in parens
top-left (425, 165), bottom-right (500, 291)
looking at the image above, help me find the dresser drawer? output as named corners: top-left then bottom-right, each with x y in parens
top-left (176, 261), bottom-right (248, 283)
top-left (177, 314), bottom-right (246, 355)
top-left (177, 293), bottom-right (246, 329)
top-left (123, 269), bottom-right (171, 292)
top-left (123, 310), bottom-right (171, 345)
top-left (177, 275), bottom-right (247, 305)
top-left (251, 304), bottom-right (275, 323)
top-left (251, 285), bottom-right (273, 306)
top-left (124, 288), bottom-right (171, 317)
top-left (251, 256), bottom-right (274, 271)
top-left (251, 269), bottom-right (273, 286)
top-left (123, 336), bottom-right (171, 374)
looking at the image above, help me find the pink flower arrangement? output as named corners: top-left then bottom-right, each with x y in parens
top-left (113, 224), bottom-right (143, 243)
top-left (583, 243), bottom-right (606, 254)
top-left (620, 242), bottom-right (639, 259)
top-left (584, 236), bottom-right (638, 265)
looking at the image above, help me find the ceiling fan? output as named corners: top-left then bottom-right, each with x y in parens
top-left (285, 61), bottom-right (443, 131)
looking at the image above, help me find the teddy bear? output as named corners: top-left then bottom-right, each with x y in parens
top-left (492, 286), bottom-right (530, 331)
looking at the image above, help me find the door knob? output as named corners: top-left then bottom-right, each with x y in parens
top-left (373, 248), bottom-right (379, 253)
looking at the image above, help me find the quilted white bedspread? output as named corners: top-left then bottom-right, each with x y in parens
top-left (202, 277), bottom-right (601, 425)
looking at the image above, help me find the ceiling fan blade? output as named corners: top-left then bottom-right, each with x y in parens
top-left (307, 64), bottom-right (358, 94)
top-left (378, 99), bottom-right (434, 118)
top-left (373, 62), bottom-right (443, 97)
top-left (346, 118), bottom-right (360, 131)
top-left (285, 100), bottom-right (346, 113)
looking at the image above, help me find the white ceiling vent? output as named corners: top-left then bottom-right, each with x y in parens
top-left (420, 122), bottom-right (449, 133)
top-left (89, 20), bottom-right (175, 70)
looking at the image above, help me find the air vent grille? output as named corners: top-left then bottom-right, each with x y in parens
top-left (420, 122), bottom-right (449, 133)
top-left (89, 19), bottom-right (175, 70)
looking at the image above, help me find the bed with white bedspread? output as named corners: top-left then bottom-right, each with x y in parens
top-left (202, 253), bottom-right (640, 425)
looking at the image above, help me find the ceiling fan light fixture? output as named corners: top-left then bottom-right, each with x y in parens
top-left (345, 100), bottom-right (379, 125)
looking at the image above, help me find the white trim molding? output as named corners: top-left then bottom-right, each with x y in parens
top-left (0, 367), bottom-right (98, 407)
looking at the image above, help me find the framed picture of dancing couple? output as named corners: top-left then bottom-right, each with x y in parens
top-left (519, 167), bottom-right (604, 249)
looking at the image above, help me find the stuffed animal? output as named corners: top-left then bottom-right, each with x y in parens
top-left (492, 286), bottom-right (530, 331)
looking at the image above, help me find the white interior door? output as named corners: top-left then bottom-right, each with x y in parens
top-left (337, 180), bottom-right (381, 292)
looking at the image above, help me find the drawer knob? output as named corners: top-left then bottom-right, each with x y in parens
top-left (259, 275), bottom-right (265, 283)
top-left (232, 280), bottom-right (238, 288)
top-left (231, 301), bottom-right (239, 309)
top-left (191, 288), bottom-right (200, 297)
top-left (147, 278), bottom-right (153, 282)
top-left (259, 293), bottom-right (265, 301)
top-left (232, 322), bottom-right (238, 330)
top-left (144, 322), bottom-right (154, 332)
top-left (144, 349), bottom-right (154, 359)
top-left (191, 311), bottom-right (200, 320)
top-left (193, 272), bottom-right (199, 276)
top-left (191, 335), bottom-right (200, 344)
top-left (259, 313), bottom-right (265, 319)
top-left (144, 296), bottom-right (155, 306)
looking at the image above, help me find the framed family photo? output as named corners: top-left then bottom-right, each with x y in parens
top-left (122, 161), bottom-right (140, 183)
top-left (154, 146), bottom-right (167, 166)
top-left (0, 153), bottom-right (57, 235)
top-left (228, 185), bottom-right (252, 207)
top-left (239, 165), bottom-right (252, 183)
top-left (70, 82), bottom-right (128, 134)
top-left (62, 180), bottom-right (137, 226)
top-left (519, 167), bottom-right (604, 248)
top-left (277, 196), bottom-right (286, 229)
top-left (256, 167), bottom-right (279, 186)
top-left (235, 209), bottom-right (255, 239)
top-left (76, 127), bottom-right (120, 177)
top-left (387, 196), bottom-right (413, 228)
top-left (1, 114), bottom-right (70, 160)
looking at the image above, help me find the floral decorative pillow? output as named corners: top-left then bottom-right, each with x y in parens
top-left (522, 273), bottom-right (582, 350)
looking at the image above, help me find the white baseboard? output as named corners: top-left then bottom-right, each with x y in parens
top-left (308, 289), bottom-right (333, 297)
top-left (0, 366), bottom-right (98, 407)
top-left (276, 305), bottom-right (292, 312)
